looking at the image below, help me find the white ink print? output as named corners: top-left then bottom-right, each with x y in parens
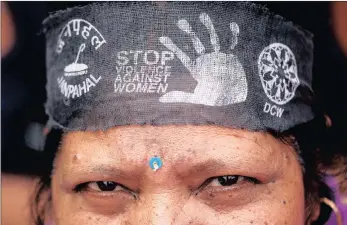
top-left (64, 43), bottom-right (88, 76)
top-left (56, 19), bottom-right (105, 100)
top-left (56, 19), bottom-right (106, 54)
top-left (258, 43), bottom-right (299, 105)
top-left (159, 13), bottom-right (248, 106)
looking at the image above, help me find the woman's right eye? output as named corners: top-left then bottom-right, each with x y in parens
top-left (73, 181), bottom-right (137, 213)
top-left (75, 181), bottom-right (126, 192)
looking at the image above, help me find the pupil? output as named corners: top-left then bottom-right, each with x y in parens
top-left (96, 181), bottom-right (117, 191)
top-left (217, 175), bottom-right (238, 186)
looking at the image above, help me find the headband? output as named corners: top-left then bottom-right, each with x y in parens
top-left (44, 2), bottom-right (315, 132)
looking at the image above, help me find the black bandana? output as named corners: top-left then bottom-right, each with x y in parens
top-left (43, 2), bottom-right (315, 132)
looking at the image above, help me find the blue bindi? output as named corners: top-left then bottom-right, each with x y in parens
top-left (149, 157), bottom-right (163, 171)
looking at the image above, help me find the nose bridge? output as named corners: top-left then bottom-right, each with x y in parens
top-left (135, 190), bottom-right (189, 225)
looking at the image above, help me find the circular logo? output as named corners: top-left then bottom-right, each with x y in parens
top-left (258, 43), bottom-right (299, 105)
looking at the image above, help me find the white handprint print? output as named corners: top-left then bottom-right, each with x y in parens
top-left (159, 13), bottom-right (247, 106)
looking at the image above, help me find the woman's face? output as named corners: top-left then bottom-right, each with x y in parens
top-left (50, 125), bottom-right (306, 225)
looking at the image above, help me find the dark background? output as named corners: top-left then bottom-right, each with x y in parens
top-left (2, 2), bottom-right (347, 176)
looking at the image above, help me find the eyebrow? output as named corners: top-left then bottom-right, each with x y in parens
top-left (60, 163), bottom-right (144, 191)
top-left (175, 154), bottom-right (277, 177)
top-left (172, 141), bottom-right (284, 182)
top-left (175, 159), bottom-right (227, 176)
top-left (64, 164), bottom-right (141, 180)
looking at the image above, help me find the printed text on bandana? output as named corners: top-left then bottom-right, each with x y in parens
top-left (114, 50), bottom-right (174, 93)
top-left (57, 75), bottom-right (101, 99)
top-left (263, 102), bottom-right (284, 118)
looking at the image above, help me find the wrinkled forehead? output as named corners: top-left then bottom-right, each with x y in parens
top-left (57, 125), bottom-right (294, 180)
top-left (44, 2), bottom-right (314, 134)
top-left (61, 125), bottom-right (282, 153)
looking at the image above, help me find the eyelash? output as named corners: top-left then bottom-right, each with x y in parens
top-left (74, 183), bottom-right (90, 192)
top-left (74, 182), bottom-right (125, 193)
top-left (214, 176), bottom-right (259, 185)
top-left (243, 176), bottom-right (259, 184)
top-left (198, 176), bottom-right (260, 191)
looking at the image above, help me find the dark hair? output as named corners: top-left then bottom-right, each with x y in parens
top-left (32, 128), bottom-right (61, 225)
top-left (32, 114), bottom-right (347, 225)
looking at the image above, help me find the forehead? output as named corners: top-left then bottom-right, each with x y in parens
top-left (57, 125), bottom-right (294, 186)
top-left (60, 125), bottom-right (288, 161)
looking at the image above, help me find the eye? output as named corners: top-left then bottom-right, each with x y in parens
top-left (195, 175), bottom-right (260, 204)
top-left (211, 175), bottom-right (243, 186)
top-left (75, 181), bottom-right (126, 192)
top-left (73, 181), bottom-right (137, 214)
top-left (205, 175), bottom-right (259, 189)
top-left (90, 181), bottom-right (124, 192)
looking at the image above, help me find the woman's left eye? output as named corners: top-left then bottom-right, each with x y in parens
top-left (208, 175), bottom-right (258, 187)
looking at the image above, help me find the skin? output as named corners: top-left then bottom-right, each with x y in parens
top-left (49, 125), bottom-right (311, 225)
top-left (1, 174), bottom-right (38, 225)
top-left (331, 2), bottom-right (347, 57)
top-left (1, 2), bottom-right (16, 58)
